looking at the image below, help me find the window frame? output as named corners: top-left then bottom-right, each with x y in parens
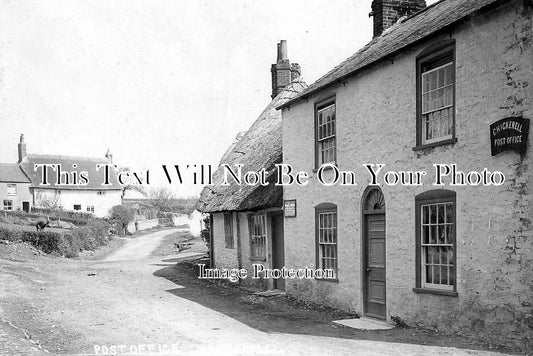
top-left (87, 205), bottom-right (95, 213)
top-left (314, 96), bottom-right (337, 169)
top-left (315, 202), bottom-right (338, 281)
top-left (414, 189), bottom-right (458, 297)
top-left (248, 213), bottom-right (267, 261)
top-left (3, 200), bottom-right (13, 211)
top-left (224, 212), bottom-right (234, 249)
top-left (414, 40), bottom-right (457, 150)
top-left (6, 184), bottom-right (17, 196)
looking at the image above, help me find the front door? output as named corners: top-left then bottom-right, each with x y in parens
top-left (271, 213), bottom-right (285, 291)
top-left (22, 202), bottom-right (30, 213)
top-left (364, 214), bottom-right (386, 319)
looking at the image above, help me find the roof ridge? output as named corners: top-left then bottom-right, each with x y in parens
top-left (25, 153), bottom-right (109, 162)
top-left (279, 0), bottom-right (508, 108)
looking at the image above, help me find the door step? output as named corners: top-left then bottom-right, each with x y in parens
top-left (253, 289), bottom-right (286, 297)
top-left (333, 317), bottom-right (394, 330)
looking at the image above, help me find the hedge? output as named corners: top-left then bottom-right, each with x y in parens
top-left (0, 219), bottom-right (112, 257)
top-left (1, 210), bottom-right (92, 226)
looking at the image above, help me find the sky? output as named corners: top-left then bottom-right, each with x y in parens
top-left (0, 0), bottom-right (438, 197)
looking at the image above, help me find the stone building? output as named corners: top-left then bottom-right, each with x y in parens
top-left (278, 0), bottom-right (531, 349)
top-left (198, 41), bottom-right (306, 290)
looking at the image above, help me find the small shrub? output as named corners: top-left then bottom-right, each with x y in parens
top-left (59, 234), bottom-right (81, 258)
top-left (0, 226), bottom-right (23, 241)
top-left (72, 219), bottom-right (111, 251)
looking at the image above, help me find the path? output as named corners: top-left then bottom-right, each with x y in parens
top-left (104, 228), bottom-right (189, 262)
top-left (0, 229), bottom-right (507, 356)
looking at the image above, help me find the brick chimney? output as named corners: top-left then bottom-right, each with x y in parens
top-left (17, 134), bottom-right (26, 163)
top-left (370, 0), bottom-right (426, 38)
top-left (271, 40), bottom-right (301, 99)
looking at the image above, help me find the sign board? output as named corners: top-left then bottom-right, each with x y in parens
top-left (283, 200), bottom-right (297, 218)
top-left (490, 116), bottom-right (529, 156)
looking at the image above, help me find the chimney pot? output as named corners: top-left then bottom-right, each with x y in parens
top-left (105, 149), bottom-right (113, 163)
top-left (17, 134), bottom-right (26, 163)
top-left (271, 40), bottom-right (301, 99)
top-left (278, 40), bottom-right (288, 61)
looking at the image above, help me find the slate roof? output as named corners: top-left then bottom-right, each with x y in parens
top-left (0, 163), bottom-right (31, 183)
top-left (198, 79), bottom-right (307, 213)
top-left (20, 154), bottom-right (121, 190)
top-left (279, 0), bottom-right (508, 108)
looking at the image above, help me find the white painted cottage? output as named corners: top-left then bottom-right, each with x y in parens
top-left (16, 135), bottom-right (122, 217)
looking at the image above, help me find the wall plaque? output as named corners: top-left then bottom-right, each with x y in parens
top-left (283, 199), bottom-right (297, 218)
top-left (490, 116), bottom-right (529, 156)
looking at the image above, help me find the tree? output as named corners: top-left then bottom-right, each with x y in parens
top-left (110, 204), bottom-right (135, 235)
top-left (35, 191), bottom-right (63, 210)
top-left (146, 187), bottom-right (176, 215)
top-left (118, 166), bottom-right (146, 199)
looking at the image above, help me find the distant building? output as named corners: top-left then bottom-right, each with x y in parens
top-left (0, 163), bottom-right (32, 212)
top-left (6, 134), bottom-right (123, 217)
top-left (278, 0), bottom-right (531, 349)
top-left (198, 41), bottom-right (307, 290)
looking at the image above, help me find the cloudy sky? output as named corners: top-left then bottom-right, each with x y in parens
top-left (0, 0), bottom-right (437, 197)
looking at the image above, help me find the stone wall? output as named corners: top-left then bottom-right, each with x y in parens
top-left (282, 0), bottom-right (532, 350)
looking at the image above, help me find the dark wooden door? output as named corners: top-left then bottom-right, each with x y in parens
top-left (22, 202), bottom-right (30, 213)
top-left (364, 214), bottom-right (386, 319)
top-left (271, 213), bottom-right (285, 291)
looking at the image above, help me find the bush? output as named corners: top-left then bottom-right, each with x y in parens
top-left (0, 226), bottom-right (64, 255)
top-left (72, 219), bottom-right (111, 251)
top-left (59, 234), bottom-right (82, 258)
top-left (110, 205), bottom-right (135, 235)
top-left (0, 219), bottom-right (112, 257)
top-left (0, 226), bottom-right (23, 241)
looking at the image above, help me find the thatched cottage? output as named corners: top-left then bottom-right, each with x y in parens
top-left (278, 0), bottom-right (531, 350)
top-left (13, 135), bottom-right (122, 217)
top-left (198, 41), bottom-right (306, 290)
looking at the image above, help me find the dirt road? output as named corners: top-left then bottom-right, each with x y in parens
top-left (0, 229), bottom-right (508, 356)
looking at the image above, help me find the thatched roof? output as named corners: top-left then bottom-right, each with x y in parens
top-left (0, 163), bottom-right (31, 183)
top-left (198, 79), bottom-right (307, 213)
top-left (20, 154), bottom-right (121, 190)
top-left (278, 0), bottom-right (508, 109)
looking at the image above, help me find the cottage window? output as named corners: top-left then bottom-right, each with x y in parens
top-left (87, 205), bottom-right (95, 213)
top-left (3, 200), bottom-right (13, 211)
top-left (97, 191), bottom-right (105, 196)
top-left (315, 98), bottom-right (336, 167)
top-left (6, 184), bottom-right (16, 196)
top-left (414, 190), bottom-right (457, 296)
top-left (224, 212), bottom-right (234, 249)
top-left (416, 41), bottom-right (456, 148)
top-left (315, 203), bottom-right (338, 278)
top-left (73, 204), bottom-right (81, 211)
top-left (249, 213), bottom-right (266, 260)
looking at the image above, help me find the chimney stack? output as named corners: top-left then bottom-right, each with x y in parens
top-left (17, 134), bottom-right (26, 163)
top-left (105, 149), bottom-right (113, 163)
top-left (271, 40), bottom-right (301, 99)
top-left (370, 0), bottom-right (426, 38)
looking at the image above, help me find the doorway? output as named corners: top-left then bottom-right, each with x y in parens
top-left (270, 212), bottom-right (285, 291)
top-left (362, 188), bottom-right (386, 319)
